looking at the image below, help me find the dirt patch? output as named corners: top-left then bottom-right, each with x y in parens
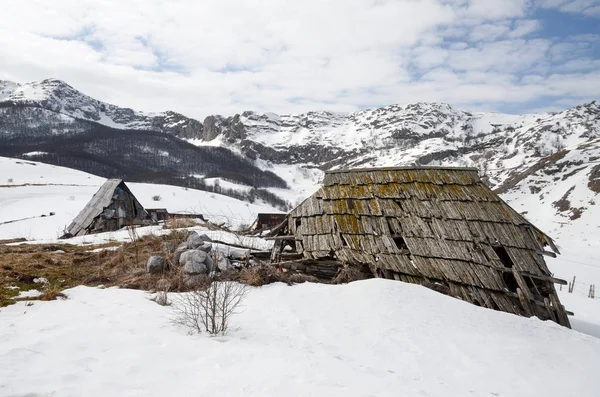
top-left (588, 164), bottom-right (600, 193)
top-left (494, 150), bottom-right (568, 194)
top-left (570, 207), bottom-right (584, 220)
top-left (553, 186), bottom-right (575, 213)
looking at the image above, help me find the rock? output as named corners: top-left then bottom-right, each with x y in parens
top-left (34, 277), bottom-right (49, 285)
top-left (18, 275), bottom-right (38, 284)
top-left (173, 242), bottom-right (189, 264)
top-left (187, 232), bottom-right (213, 249)
top-left (214, 252), bottom-right (231, 271)
top-left (146, 256), bottom-right (167, 274)
top-left (180, 249), bottom-right (211, 275)
top-left (197, 242), bottom-right (212, 252)
top-left (205, 254), bottom-right (215, 271)
top-left (156, 278), bottom-right (172, 291)
top-left (185, 261), bottom-right (208, 275)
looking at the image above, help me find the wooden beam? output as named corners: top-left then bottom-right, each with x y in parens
top-left (265, 236), bottom-right (302, 241)
top-left (499, 269), bottom-right (567, 286)
top-left (541, 250), bottom-right (557, 258)
top-left (550, 293), bottom-right (571, 328)
top-left (279, 252), bottom-right (304, 259)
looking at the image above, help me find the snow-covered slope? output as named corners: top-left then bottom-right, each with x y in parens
top-left (0, 156), bottom-right (279, 240)
top-left (1, 280), bottom-right (599, 397)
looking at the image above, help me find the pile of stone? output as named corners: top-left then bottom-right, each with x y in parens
top-left (146, 231), bottom-right (251, 279)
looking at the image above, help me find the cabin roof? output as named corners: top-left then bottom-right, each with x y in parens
top-left (270, 166), bottom-right (568, 326)
top-left (66, 179), bottom-right (125, 236)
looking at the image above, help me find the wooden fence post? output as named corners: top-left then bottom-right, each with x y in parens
top-left (569, 276), bottom-right (576, 293)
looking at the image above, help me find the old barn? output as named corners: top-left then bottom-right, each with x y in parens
top-left (63, 179), bottom-right (154, 237)
top-left (269, 167), bottom-right (570, 327)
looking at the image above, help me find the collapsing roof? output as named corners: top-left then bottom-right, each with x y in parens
top-left (270, 166), bottom-right (570, 327)
top-left (64, 179), bottom-right (154, 237)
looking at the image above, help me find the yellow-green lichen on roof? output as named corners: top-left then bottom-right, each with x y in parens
top-left (273, 165), bottom-right (569, 327)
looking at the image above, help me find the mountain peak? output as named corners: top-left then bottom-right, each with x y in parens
top-left (0, 80), bottom-right (20, 101)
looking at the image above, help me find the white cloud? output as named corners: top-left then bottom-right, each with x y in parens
top-left (0, 0), bottom-right (597, 118)
top-left (536, 0), bottom-right (600, 16)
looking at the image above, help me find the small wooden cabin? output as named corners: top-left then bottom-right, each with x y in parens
top-left (63, 179), bottom-right (154, 237)
top-left (269, 167), bottom-right (570, 327)
top-left (146, 208), bottom-right (169, 222)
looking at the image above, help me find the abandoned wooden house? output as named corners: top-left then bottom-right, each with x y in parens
top-left (146, 208), bottom-right (169, 222)
top-left (146, 208), bottom-right (205, 223)
top-left (63, 179), bottom-right (155, 237)
top-left (268, 167), bottom-right (571, 327)
top-left (250, 213), bottom-right (287, 233)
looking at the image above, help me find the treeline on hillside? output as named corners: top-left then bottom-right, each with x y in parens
top-left (0, 106), bottom-right (287, 189)
top-left (0, 104), bottom-right (291, 209)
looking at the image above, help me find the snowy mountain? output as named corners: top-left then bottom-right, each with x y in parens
top-left (1, 78), bottom-right (599, 247)
top-left (0, 78), bottom-right (202, 138)
top-left (0, 79), bottom-right (288, 206)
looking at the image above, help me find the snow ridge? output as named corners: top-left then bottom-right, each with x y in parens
top-left (0, 78), bottom-right (203, 137)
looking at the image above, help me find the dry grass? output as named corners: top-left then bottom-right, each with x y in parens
top-left (163, 218), bottom-right (201, 230)
top-left (0, 231), bottom-right (187, 307)
top-left (0, 228), bottom-right (334, 308)
top-left (40, 284), bottom-right (68, 301)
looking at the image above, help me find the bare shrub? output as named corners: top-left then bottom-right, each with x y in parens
top-left (40, 284), bottom-right (67, 301)
top-left (152, 195), bottom-right (162, 201)
top-left (172, 280), bottom-right (249, 335)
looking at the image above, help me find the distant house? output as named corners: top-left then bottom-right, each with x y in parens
top-left (269, 167), bottom-right (571, 327)
top-left (146, 208), bottom-right (205, 223)
top-left (250, 213), bottom-right (287, 232)
top-left (146, 208), bottom-right (169, 222)
top-left (63, 179), bottom-right (154, 237)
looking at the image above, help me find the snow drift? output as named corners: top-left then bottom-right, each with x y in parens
top-left (0, 279), bottom-right (599, 397)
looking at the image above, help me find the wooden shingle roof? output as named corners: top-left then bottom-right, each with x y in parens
top-left (66, 179), bottom-right (123, 236)
top-left (272, 166), bottom-right (569, 327)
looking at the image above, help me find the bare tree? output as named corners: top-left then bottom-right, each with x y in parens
top-left (172, 280), bottom-right (249, 335)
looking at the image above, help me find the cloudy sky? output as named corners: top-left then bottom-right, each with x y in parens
top-left (1, 0), bottom-right (599, 119)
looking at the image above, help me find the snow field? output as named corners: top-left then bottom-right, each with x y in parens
top-left (1, 279), bottom-right (600, 397)
top-left (0, 157), bottom-right (279, 240)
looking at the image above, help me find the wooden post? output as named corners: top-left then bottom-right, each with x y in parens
top-left (559, 284), bottom-right (562, 291)
top-left (589, 285), bottom-right (593, 299)
top-left (569, 276), bottom-right (576, 293)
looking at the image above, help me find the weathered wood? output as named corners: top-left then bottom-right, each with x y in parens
top-left (266, 236), bottom-right (302, 241)
top-left (516, 288), bottom-right (533, 317)
top-left (544, 297), bottom-right (557, 323)
top-left (541, 250), bottom-right (558, 258)
top-left (279, 252), bottom-right (305, 259)
top-left (268, 166), bottom-right (570, 327)
top-left (550, 293), bottom-right (571, 328)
